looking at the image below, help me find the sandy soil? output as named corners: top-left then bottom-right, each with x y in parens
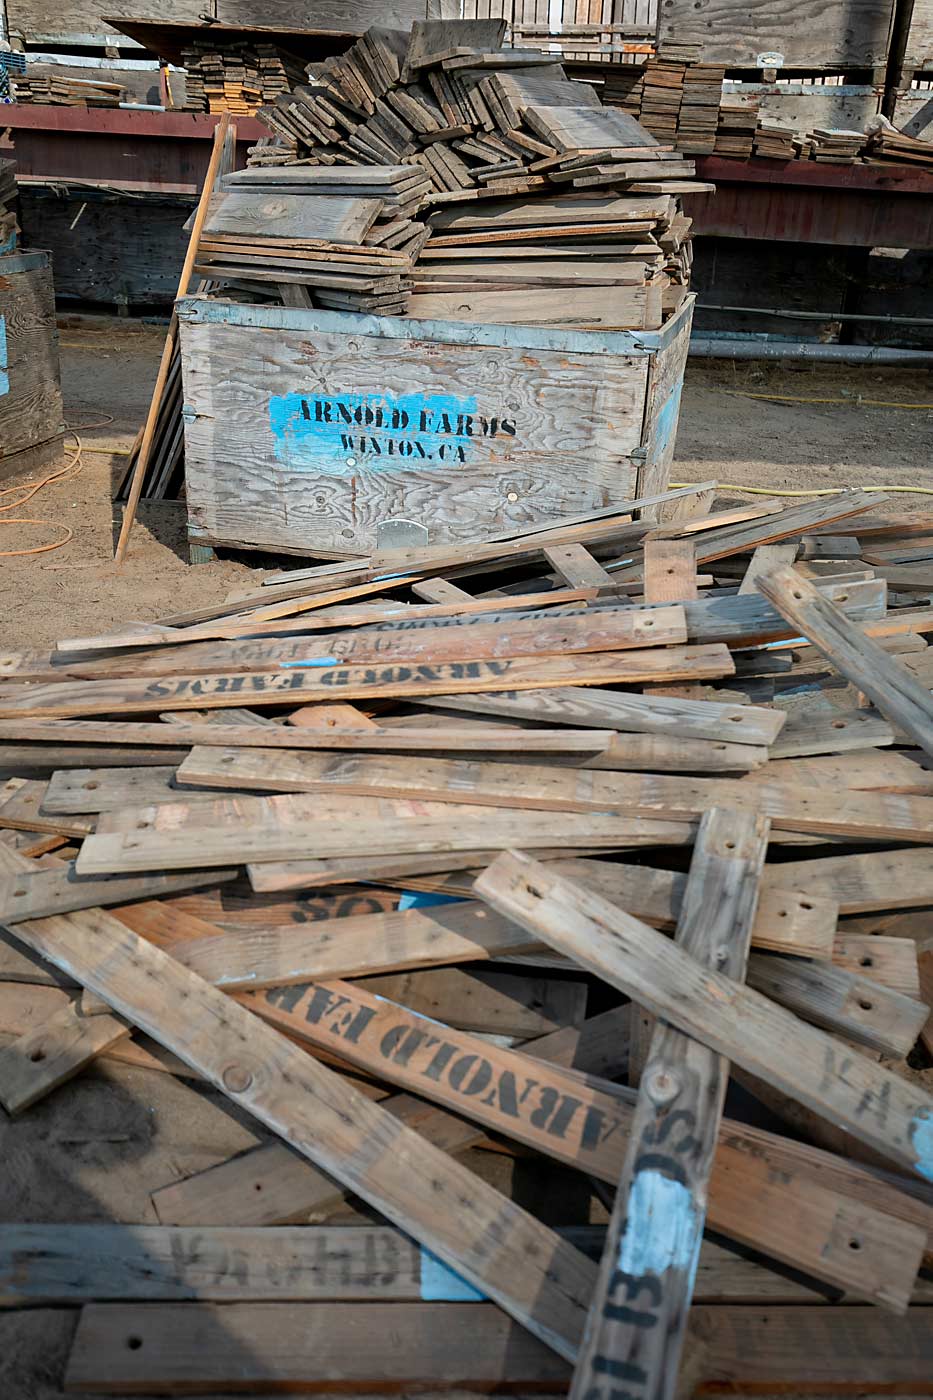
top-left (1, 320), bottom-right (932, 1397)
top-left (3, 318), bottom-right (932, 651)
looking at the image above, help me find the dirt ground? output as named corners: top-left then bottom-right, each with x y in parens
top-left (3, 316), bottom-right (933, 651)
top-left (2, 321), bottom-right (933, 1397)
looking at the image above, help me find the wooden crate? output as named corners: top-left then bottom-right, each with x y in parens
top-left (0, 250), bottom-right (65, 485)
top-left (176, 294), bottom-right (694, 558)
top-left (656, 0), bottom-right (894, 69)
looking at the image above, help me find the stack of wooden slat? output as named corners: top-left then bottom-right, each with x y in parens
top-left (714, 97), bottom-right (760, 156)
top-left (809, 127), bottom-right (865, 163)
top-left (865, 123), bottom-right (933, 168)
top-left (12, 74), bottom-right (125, 106)
top-left (676, 63), bottom-right (727, 154)
top-left (0, 158), bottom-right (18, 252)
top-left (192, 172), bottom-right (425, 313)
top-left (2, 484), bottom-right (933, 1392)
top-left (754, 119), bottom-right (797, 160)
top-left (240, 20), bottom-right (705, 331)
top-left (182, 41), bottom-right (307, 116)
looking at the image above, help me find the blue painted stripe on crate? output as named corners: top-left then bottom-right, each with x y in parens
top-left (0, 315), bottom-right (8, 396)
top-left (280, 657), bottom-right (339, 668)
top-left (175, 294), bottom-right (694, 355)
top-left (420, 1249), bottom-right (486, 1302)
top-left (268, 390), bottom-right (481, 474)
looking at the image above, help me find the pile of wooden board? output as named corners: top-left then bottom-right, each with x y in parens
top-left (0, 158), bottom-right (18, 253)
top-left (11, 73), bottom-right (125, 106)
top-left (192, 166), bottom-right (427, 313)
top-left (754, 119), bottom-right (797, 160)
top-left (2, 485), bottom-right (933, 1392)
top-left (809, 127), bottom-right (866, 163)
top-left (865, 123), bottom-right (933, 168)
top-left (182, 41), bottom-right (307, 115)
top-left (233, 21), bottom-right (706, 330)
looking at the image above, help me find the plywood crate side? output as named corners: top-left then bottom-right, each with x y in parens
top-left (656, 0), bottom-right (895, 68)
top-left (176, 297), bottom-right (693, 556)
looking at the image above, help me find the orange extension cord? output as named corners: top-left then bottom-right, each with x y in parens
top-left (0, 415), bottom-right (115, 557)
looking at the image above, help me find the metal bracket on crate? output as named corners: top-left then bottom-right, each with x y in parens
top-left (757, 51), bottom-right (784, 83)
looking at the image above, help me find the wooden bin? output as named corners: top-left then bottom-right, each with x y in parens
top-left (176, 293), bottom-right (694, 558)
top-left (0, 249), bottom-right (65, 484)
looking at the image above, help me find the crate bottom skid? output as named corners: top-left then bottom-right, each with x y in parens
top-left (176, 293), bottom-right (695, 558)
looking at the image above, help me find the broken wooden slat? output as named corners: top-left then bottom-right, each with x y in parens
top-left (757, 564), bottom-right (933, 759)
top-left (0, 999), bottom-right (130, 1113)
top-left (571, 807), bottom-right (768, 1400)
top-left (0, 864), bottom-right (237, 925)
top-left (543, 544), bottom-right (616, 591)
top-left (474, 852), bottom-right (933, 1184)
top-left (64, 1301), bottom-right (573, 1392)
top-left (7, 904), bottom-right (597, 1361)
top-left (643, 537), bottom-right (697, 602)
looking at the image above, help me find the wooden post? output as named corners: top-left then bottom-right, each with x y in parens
top-left (113, 114), bottom-right (231, 567)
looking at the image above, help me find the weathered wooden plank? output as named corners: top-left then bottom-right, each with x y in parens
top-left (0, 865), bottom-right (237, 925)
top-left (0, 719), bottom-right (616, 756)
top-left (0, 646), bottom-right (735, 719)
top-left (423, 687), bottom-right (786, 745)
top-left (643, 538), bottom-right (697, 602)
top-left (64, 1301), bottom-right (573, 1392)
top-left (833, 934), bottom-right (921, 997)
top-left (170, 872), bottom-right (836, 991)
top-left (8, 906), bottom-right (597, 1361)
top-left (758, 565), bottom-right (933, 759)
top-left (40, 767), bottom-right (229, 815)
top-left (543, 544), bottom-right (616, 591)
top-left (694, 1306), bottom-right (933, 1390)
top-left (0, 778), bottom-right (93, 838)
top-left (474, 852), bottom-right (933, 1183)
top-left (0, 999), bottom-right (129, 1114)
top-left (76, 796), bottom-right (695, 875)
top-left (241, 976), bottom-right (924, 1307)
top-left (769, 701), bottom-right (895, 758)
top-left (151, 1008), bottom-right (633, 1230)
top-left (769, 847), bottom-right (933, 913)
top-left (571, 808), bottom-right (767, 1400)
top-left (43, 606), bottom-right (690, 682)
top-left (738, 542), bottom-right (799, 595)
top-left (174, 747), bottom-right (933, 842)
top-left (357, 967), bottom-right (588, 1038)
top-left (745, 952), bottom-right (929, 1056)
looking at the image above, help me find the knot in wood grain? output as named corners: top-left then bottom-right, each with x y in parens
top-left (222, 1063), bottom-right (253, 1093)
top-left (643, 1067), bottom-right (681, 1106)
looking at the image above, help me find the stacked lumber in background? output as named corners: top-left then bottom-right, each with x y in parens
top-left (808, 127), bottom-right (865, 163)
top-left (865, 123), bottom-right (933, 168)
top-left (0, 158), bottom-right (18, 252)
top-left (11, 74), bottom-right (125, 106)
top-left (754, 120), bottom-right (797, 160)
top-left (2, 486), bottom-right (933, 1391)
top-left (182, 42), bottom-right (307, 116)
top-left (220, 20), bottom-right (706, 330)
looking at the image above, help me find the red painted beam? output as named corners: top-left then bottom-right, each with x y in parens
top-left (696, 154), bottom-right (933, 196)
top-left (0, 104), bottom-right (267, 142)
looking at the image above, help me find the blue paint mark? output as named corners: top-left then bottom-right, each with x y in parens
top-left (280, 656), bottom-right (338, 669)
top-left (398, 890), bottom-right (466, 912)
top-left (618, 1171), bottom-right (702, 1279)
top-left (0, 231), bottom-right (16, 256)
top-left (910, 1111), bottom-right (933, 1181)
top-left (268, 390), bottom-right (480, 474)
top-left (420, 1248), bottom-right (485, 1301)
top-left (0, 315), bottom-right (8, 397)
top-left (373, 571), bottom-right (413, 583)
top-left (651, 381), bottom-right (684, 457)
